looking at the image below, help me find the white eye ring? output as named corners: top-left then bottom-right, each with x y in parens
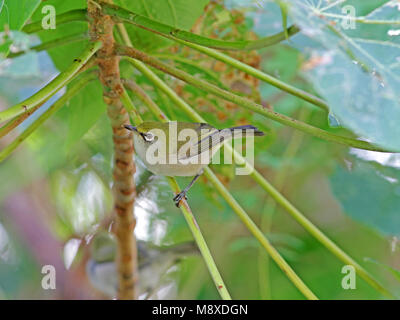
top-left (144, 132), bottom-right (154, 142)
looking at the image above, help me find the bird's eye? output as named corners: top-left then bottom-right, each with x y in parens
top-left (144, 132), bottom-right (154, 142)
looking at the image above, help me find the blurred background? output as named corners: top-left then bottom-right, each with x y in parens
top-left (0, 0), bottom-right (399, 299)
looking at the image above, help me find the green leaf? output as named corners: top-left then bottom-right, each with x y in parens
top-left (0, 0), bottom-right (41, 31)
top-left (286, 0), bottom-right (400, 150)
top-left (0, 0), bottom-right (41, 55)
top-left (64, 81), bottom-right (107, 150)
top-left (330, 157), bottom-right (400, 237)
top-left (115, 0), bottom-right (210, 51)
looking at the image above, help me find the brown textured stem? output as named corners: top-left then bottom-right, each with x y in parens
top-left (0, 103), bottom-right (44, 139)
top-left (87, 0), bottom-right (137, 300)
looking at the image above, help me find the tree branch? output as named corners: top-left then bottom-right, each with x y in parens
top-left (87, 0), bottom-right (137, 300)
top-left (117, 24), bottom-right (231, 300)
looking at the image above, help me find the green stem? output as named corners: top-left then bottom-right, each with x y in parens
top-left (22, 9), bottom-right (87, 34)
top-left (123, 59), bottom-right (394, 299)
top-left (120, 86), bottom-right (143, 124)
top-left (203, 167), bottom-right (318, 300)
top-left (167, 178), bottom-right (232, 300)
top-left (0, 71), bottom-right (97, 163)
top-left (123, 79), bottom-right (318, 300)
top-left (157, 87), bottom-right (178, 120)
top-left (103, 3), bottom-right (299, 50)
top-left (258, 107), bottom-right (310, 299)
top-left (251, 170), bottom-right (395, 299)
top-left (171, 38), bottom-right (329, 111)
top-left (121, 79), bottom-right (168, 123)
top-left (278, 1), bottom-right (289, 40)
top-left (8, 33), bottom-right (89, 59)
top-left (0, 102), bottom-right (45, 139)
top-left (153, 53), bottom-right (227, 89)
top-left (118, 70), bottom-right (231, 300)
top-left (0, 41), bottom-right (102, 124)
top-left (116, 45), bottom-right (392, 153)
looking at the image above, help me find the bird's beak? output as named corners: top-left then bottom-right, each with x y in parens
top-left (124, 124), bottom-right (137, 132)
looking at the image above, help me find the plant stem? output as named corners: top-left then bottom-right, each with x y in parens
top-left (102, 2), bottom-right (299, 50)
top-left (0, 41), bottom-right (102, 124)
top-left (0, 103), bottom-right (44, 139)
top-left (121, 79), bottom-right (168, 123)
top-left (8, 33), bottom-right (89, 59)
top-left (258, 107), bottom-right (310, 299)
top-left (251, 170), bottom-right (395, 299)
top-left (152, 53), bottom-right (227, 89)
top-left (120, 86), bottom-right (143, 124)
top-left (278, 1), bottom-right (289, 39)
top-left (171, 38), bottom-right (329, 111)
top-left (22, 9), bottom-right (87, 34)
top-left (117, 25), bottom-right (231, 300)
top-left (1, 58), bottom-right (96, 140)
top-left (123, 79), bottom-right (317, 300)
top-left (21, 7), bottom-right (323, 109)
top-left (0, 71), bottom-right (97, 163)
top-left (203, 167), bottom-right (318, 300)
top-left (116, 44), bottom-right (393, 153)
top-left (88, 0), bottom-right (137, 300)
top-left (167, 178), bottom-right (232, 300)
top-left (123, 61), bottom-right (395, 299)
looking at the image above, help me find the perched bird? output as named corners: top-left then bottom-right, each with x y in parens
top-left (125, 121), bottom-right (264, 206)
top-left (86, 232), bottom-right (199, 299)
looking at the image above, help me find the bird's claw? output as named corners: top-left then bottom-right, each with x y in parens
top-left (173, 191), bottom-right (187, 207)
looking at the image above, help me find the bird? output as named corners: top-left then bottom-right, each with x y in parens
top-left (124, 121), bottom-right (264, 206)
top-left (86, 232), bottom-right (199, 299)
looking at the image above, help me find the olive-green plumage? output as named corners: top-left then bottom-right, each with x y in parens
top-left (125, 121), bottom-right (264, 205)
top-left (126, 121), bottom-right (263, 176)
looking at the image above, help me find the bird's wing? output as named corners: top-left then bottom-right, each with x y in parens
top-left (173, 123), bottom-right (219, 160)
top-left (177, 128), bottom-right (232, 161)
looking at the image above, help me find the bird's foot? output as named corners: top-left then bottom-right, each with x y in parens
top-left (173, 191), bottom-right (188, 207)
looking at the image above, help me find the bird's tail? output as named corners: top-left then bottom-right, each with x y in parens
top-left (227, 125), bottom-right (265, 136)
top-left (185, 124), bottom-right (265, 159)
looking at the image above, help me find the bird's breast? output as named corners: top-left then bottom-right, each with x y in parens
top-left (134, 135), bottom-right (214, 176)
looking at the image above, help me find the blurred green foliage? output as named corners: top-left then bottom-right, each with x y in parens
top-left (0, 0), bottom-right (399, 299)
